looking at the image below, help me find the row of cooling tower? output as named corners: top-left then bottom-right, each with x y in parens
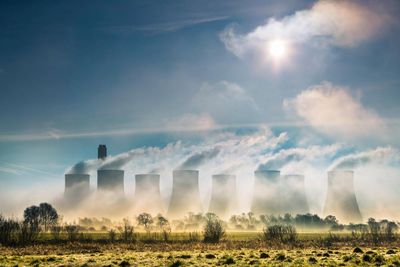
top-left (65, 170), bottom-right (362, 222)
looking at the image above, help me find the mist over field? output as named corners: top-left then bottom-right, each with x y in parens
top-left (1, 0), bottom-right (400, 226)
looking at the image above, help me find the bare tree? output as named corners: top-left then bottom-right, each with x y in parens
top-left (39, 203), bottom-right (59, 232)
top-left (156, 214), bottom-right (171, 242)
top-left (137, 213), bottom-right (153, 233)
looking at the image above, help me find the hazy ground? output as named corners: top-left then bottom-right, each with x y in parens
top-left (0, 233), bottom-right (399, 266)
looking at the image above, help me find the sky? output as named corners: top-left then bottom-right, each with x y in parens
top-left (0, 0), bottom-right (400, 219)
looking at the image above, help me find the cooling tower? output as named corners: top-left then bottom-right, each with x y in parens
top-left (282, 175), bottom-right (309, 215)
top-left (64, 174), bottom-right (90, 200)
top-left (97, 170), bottom-right (124, 193)
top-left (251, 170), bottom-right (282, 215)
top-left (323, 170), bottom-right (362, 223)
top-left (134, 174), bottom-right (164, 214)
top-left (208, 174), bottom-right (236, 218)
top-left (168, 170), bottom-right (203, 218)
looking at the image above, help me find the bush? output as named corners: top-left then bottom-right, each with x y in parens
top-left (0, 215), bottom-right (19, 246)
top-left (203, 213), bottom-right (225, 243)
top-left (108, 229), bottom-right (117, 242)
top-left (18, 221), bottom-right (40, 245)
top-left (119, 223), bottom-right (135, 243)
top-left (262, 224), bottom-right (297, 244)
top-left (65, 224), bottom-right (79, 241)
top-left (188, 231), bottom-right (200, 242)
top-left (50, 225), bottom-right (63, 241)
top-left (320, 232), bottom-right (341, 247)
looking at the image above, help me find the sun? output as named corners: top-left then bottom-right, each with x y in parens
top-left (268, 39), bottom-right (289, 61)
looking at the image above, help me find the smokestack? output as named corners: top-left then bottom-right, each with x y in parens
top-left (208, 174), bottom-right (236, 219)
top-left (64, 174), bottom-right (90, 201)
top-left (324, 170), bottom-right (362, 223)
top-left (97, 170), bottom-right (124, 193)
top-left (251, 170), bottom-right (282, 215)
top-left (168, 170), bottom-right (203, 218)
top-left (282, 174), bottom-right (309, 215)
top-left (98, 144), bottom-right (107, 160)
top-left (134, 174), bottom-right (164, 214)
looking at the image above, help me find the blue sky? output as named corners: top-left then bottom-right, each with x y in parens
top-left (1, 0), bottom-right (400, 216)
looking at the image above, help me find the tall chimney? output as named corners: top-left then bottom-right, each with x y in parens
top-left (251, 170), bottom-right (282, 215)
top-left (134, 174), bottom-right (164, 214)
top-left (208, 174), bottom-right (236, 219)
top-left (98, 144), bottom-right (107, 160)
top-left (324, 170), bottom-right (362, 223)
top-left (168, 170), bottom-right (203, 218)
top-left (282, 174), bottom-right (309, 215)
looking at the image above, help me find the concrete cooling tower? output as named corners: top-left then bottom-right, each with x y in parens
top-left (168, 170), bottom-right (203, 218)
top-left (65, 174), bottom-right (90, 200)
top-left (324, 170), bottom-right (362, 223)
top-left (97, 170), bottom-right (124, 193)
top-left (208, 174), bottom-right (236, 219)
top-left (282, 175), bottom-right (309, 215)
top-left (251, 170), bottom-right (282, 215)
top-left (134, 174), bottom-right (164, 214)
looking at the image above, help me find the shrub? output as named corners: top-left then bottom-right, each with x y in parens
top-left (262, 224), bottom-right (297, 244)
top-left (0, 215), bottom-right (19, 246)
top-left (108, 229), bottom-right (117, 242)
top-left (50, 225), bottom-right (63, 241)
top-left (18, 221), bottom-right (40, 245)
top-left (119, 223), bottom-right (135, 243)
top-left (65, 224), bottom-right (79, 241)
top-left (203, 213), bottom-right (225, 243)
top-left (320, 232), bottom-right (341, 247)
top-left (188, 231), bottom-right (200, 242)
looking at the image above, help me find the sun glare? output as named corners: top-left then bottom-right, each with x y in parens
top-left (268, 39), bottom-right (288, 61)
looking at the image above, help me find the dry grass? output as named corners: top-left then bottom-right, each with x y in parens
top-left (0, 232), bottom-right (399, 266)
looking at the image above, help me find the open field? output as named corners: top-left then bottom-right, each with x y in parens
top-left (1, 232), bottom-right (399, 266)
top-left (1, 244), bottom-right (399, 266)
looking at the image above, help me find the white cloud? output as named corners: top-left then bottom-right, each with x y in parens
top-left (220, 0), bottom-right (390, 58)
top-left (192, 81), bottom-right (260, 123)
top-left (0, 161), bottom-right (52, 176)
top-left (106, 16), bottom-right (229, 34)
top-left (283, 82), bottom-right (385, 140)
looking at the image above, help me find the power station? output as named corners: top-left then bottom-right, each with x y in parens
top-left (324, 170), bottom-right (362, 223)
top-left (168, 170), bottom-right (203, 218)
top-left (134, 174), bottom-right (163, 214)
top-left (282, 174), bottom-right (309, 215)
top-left (98, 144), bottom-right (107, 160)
top-left (208, 174), bottom-right (236, 218)
top-left (63, 145), bottom-right (366, 222)
top-left (251, 170), bottom-right (282, 215)
top-left (64, 173), bottom-right (90, 201)
top-left (97, 169), bottom-right (125, 193)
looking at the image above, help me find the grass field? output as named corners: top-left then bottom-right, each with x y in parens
top-left (1, 232), bottom-right (399, 266)
top-left (1, 245), bottom-right (399, 266)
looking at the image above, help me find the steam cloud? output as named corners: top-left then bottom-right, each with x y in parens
top-left (3, 126), bottom-right (400, 221)
top-left (178, 148), bottom-right (220, 169)
top-left (329, 147), bottom-right (400, 171)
